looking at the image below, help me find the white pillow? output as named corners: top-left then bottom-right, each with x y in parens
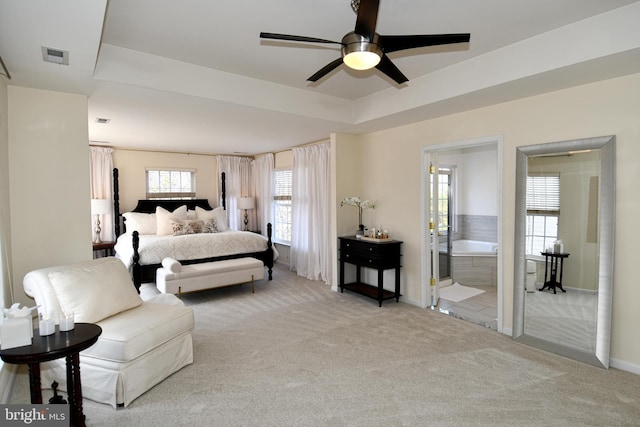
top-left (156, 205), bottom-right (188, 235)
top-left (122, 212), bottom-right (157, 235)
top-left (162, 257), bottom-right (182, 273)
top-left (48, 258), bottom-right (142, 323)
top-left (196, 206), bottom-right (227, 232)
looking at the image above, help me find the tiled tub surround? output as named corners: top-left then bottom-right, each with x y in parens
top-left (453, 214), bottom-right (497, 242)
top-left (451, 253), bottom-right (498, 286)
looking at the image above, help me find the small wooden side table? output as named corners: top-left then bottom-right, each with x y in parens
top-left (92, 241), bottom-right (115, 258)
top-left (0, 323), bottom-right (102, 427)
top-left (540, 251), bottom-right (570, 294)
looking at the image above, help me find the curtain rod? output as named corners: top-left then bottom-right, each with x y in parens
top-left (0, 55), bottom-right (11, 80)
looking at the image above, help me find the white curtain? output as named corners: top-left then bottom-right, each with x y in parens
top-left (217, 156), bottom-right (252, 230)
top-left (251, 153), bottom-right (274, 236)
top-left (90, 147), bottom-right (114, 242)
top-left (290, 142), bottom-right (331, 285)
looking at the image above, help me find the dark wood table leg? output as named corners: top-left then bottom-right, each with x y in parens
top-left (395, 267), bottom-right (401, 302)
top-left (66, 353), bottom-right (86, 427)
top-left (27, 363), bottom-right (42, 404)
top-left (377, 268), bottom-right (384, 307)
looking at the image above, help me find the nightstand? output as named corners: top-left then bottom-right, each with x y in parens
top-left (92, 241), bottom-right (115, 258)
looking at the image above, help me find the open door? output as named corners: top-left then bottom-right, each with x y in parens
top-left (425, 154), bottom-right (454, 308)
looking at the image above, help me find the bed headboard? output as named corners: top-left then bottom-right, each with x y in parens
top-left (131, 199), bottom-right (213, 213)
top-left (113, 168), bottom-right (226, 236)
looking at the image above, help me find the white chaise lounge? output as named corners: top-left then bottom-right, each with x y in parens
top-left (23, 257), bottom-right (194, 408)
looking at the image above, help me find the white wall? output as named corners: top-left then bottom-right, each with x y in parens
top-left (8, 86), bottom-right (92, 307)
top-left (335, 72), bottom-right (640, 368)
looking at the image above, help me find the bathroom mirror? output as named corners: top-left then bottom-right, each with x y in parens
top-left (513, 135), bottom-right (615, 368)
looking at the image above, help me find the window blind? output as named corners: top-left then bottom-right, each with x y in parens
top-left (526, 173), bottom-right (560, 215)
top-left (274, 170), bottom-right (292, 201)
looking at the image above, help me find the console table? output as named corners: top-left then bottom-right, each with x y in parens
top-left (339, 236), bottom-right (402, 307)
top-left (540, 251), bottom-right (570, 294)
top-left (0, 323), bottom-right (102, 427)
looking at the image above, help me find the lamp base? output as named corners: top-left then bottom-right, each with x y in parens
top-left (94, 217), bottom-right (102, 244)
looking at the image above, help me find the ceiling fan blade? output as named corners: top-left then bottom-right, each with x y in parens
top-left (260, 32), bottom-right (341, 45)
top-left (354, 0), bottom-right (379, 40)
top-left (376, 55), bottom-right (408, 84)
top-left (380, 33), bottom-right (471, 53)
top-left (307, 58), bottom-right (344, 82)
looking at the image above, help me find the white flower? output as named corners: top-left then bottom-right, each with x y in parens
top-left (340, 196), bottom-right (375, 209)
top-left (341, 196), bottom-right (376, 227)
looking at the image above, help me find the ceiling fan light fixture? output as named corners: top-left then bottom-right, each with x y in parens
top-left (341, 32), bottom-right (382, 70)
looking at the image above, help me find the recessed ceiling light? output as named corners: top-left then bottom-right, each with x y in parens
top-left (95, 117), bottom-right (111, 124)
top-left (41, 47), bottom-right (69, 65)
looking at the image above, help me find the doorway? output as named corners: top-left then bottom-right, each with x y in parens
top-left (421, 137), bottom-right (503, 332)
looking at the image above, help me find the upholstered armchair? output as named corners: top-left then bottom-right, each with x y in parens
top-left (23, 257), bottom-right (194, 408)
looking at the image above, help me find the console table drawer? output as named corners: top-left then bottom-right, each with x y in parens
top-left (340, 239), bottom-right (400, 259)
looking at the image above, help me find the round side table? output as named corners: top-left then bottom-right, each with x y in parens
top-left (0, 323), bottom-right (102, 427)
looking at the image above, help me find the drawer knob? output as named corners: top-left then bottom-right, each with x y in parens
top-left (369, 247), bottom-right (373, 251)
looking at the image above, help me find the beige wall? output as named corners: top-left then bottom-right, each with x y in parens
top-left (335, 72), bottom-right (640, 368)
top-left (0, 77), bottom-right (10, 309)
top-left (8, 86), bottom-right (92, 307)
top-left (112, 149), bottom-right (218, 213)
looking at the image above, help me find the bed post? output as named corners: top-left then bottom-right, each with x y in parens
top-left (113, 168), bottom-right (121, 237)
top-left (132, 231), bottom-right (142, 292)
top-left (266, 223), bottom-right (273, 280)
top-left (221, 172), bottom-right (226, 210)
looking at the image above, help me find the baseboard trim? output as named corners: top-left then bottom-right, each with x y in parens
top-left (609, 357), bottom-right (640, 375)
top-left (0, 362), bottom-right (18, 404)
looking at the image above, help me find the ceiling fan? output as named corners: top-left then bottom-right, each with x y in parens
top-left (259, 0), bottom-right (470, 84)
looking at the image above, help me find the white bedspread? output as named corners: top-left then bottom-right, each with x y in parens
top-left (115, 231), bottom-right (277, 268)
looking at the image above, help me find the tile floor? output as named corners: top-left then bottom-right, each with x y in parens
top-left (437, 284), bottom-right (498, 330)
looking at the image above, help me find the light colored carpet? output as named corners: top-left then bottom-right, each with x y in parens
top-left (8, 264), bottom-right (640, 426)
top-left (439, 282), bottom-right (485, 303)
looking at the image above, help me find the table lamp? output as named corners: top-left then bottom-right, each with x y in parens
top-left (91, 198), bottom-right (112, 244)
top-left (237, 197), bottom-right (255, 231)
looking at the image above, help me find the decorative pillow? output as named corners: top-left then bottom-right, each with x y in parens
top-left (162, 257), bottom-right (181, 273)
top-left (202, 218), bottom-right (218, 233)
top-left (171, 219), bottom-right (205, 235)
top-left (156, 205), bottom-right (188, 235)
top-left (196, 206), bottom-right (227, 232)
top-left (48, 258), bottom-right (142, 323)
top-left (122, 212), bottom-right (157, 235)
top-left (187, 209), bottom-right (197, 220)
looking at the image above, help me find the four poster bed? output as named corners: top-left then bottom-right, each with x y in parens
top-left (112, 169), bottom-right (275, 290)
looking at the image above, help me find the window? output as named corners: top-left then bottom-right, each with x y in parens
top-left (273, 169), bottom-right (292, 243)
top-left (429, 167), bottom-right (453, 235)
top-left (146, 168), bottom-right (195, 199)
top-left (525, 173), bottom-right (560, 255)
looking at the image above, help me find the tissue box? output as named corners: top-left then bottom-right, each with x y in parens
top-left (0, 317), bottom-right (33, 350)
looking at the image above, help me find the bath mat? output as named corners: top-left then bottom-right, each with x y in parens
top-left (439, 283), bottom-right (485, 303)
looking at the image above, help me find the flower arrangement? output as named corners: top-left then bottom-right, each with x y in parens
top-left (341, 196), bottom-right (375, 231)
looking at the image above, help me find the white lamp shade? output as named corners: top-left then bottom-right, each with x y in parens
top-left (237, 197), bottom-right (255, 210)
top-left (91, 199), bottom-right (112, 215)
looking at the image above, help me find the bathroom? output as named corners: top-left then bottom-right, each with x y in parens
top-left (434, 143), bottom-right (499, 329)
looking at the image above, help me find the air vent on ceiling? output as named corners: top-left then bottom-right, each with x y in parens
top-left (95, 117), bottom-right (111, 124)
top-left (41, 47), bottom-right (69, 65)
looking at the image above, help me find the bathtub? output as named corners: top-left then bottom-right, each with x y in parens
top-left (451, 239), bottom-right (498, 257)
top-left (449, 239), bottom-right (497, 286)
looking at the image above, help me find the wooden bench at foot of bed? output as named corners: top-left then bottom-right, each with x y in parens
top-left (155, 257), bottom-right (265, 298)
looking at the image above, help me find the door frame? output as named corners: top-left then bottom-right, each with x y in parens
top-left (420, 135), bottom-right (504, 333)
